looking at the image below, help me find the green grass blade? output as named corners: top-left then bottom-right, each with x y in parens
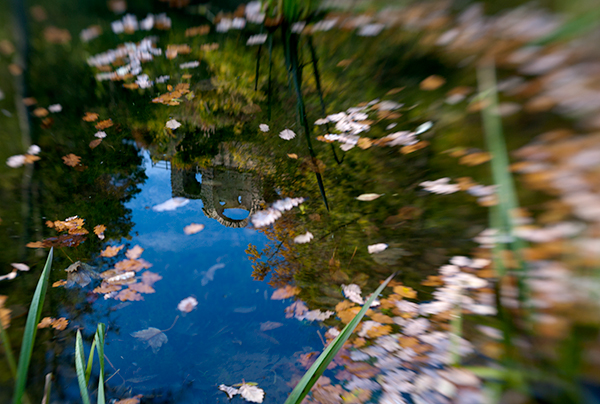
top-left (283, 273), bottom-right (396, 404)
top-left (95, 323), bottom-right (106, 404)
top-left (0, 317), bottom-right (18, 379)
top-left (13, 248), bottom-right (54, 404)
top-left (85, 339), bottom-right (96, 385)
top-left (75, 330), bottom-right (91, 404)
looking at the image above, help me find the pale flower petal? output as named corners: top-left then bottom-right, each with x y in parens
top-left (259, 123), bottom-right (269, 132)
top-left (166, 119), bottom-right (182, 129)
top-left (279, 128), bottom-right (296, 140)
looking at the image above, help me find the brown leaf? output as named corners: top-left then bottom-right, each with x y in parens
top-left (23, 155), bottom-right (41, 164)
top-left (459, 152), bottom-right (492, 166)
top-left (400, 140), bottom-right (429, 154)
top-left (101, 244), bottom-right (124, 258)
top-left (114, 258), bottom-right (152, 272)
top-left (357, 138), bottom-right (372, 150)
top-left (114, 396), bottom-right (143, 404)
top-left (420, 75), bottom-right (446, 90)
top-left (128, 282), bottom-right (155, 294)
top-left (271, 285), bottom-right (300, 300)
top-left (33, 107), bottom-right (49, 117)
top-left (345, 361), bottom-right (379, 378)
top-left (62, 153), bottom-right (81, 167)
top-left (94, 224), bottom-right (106, 240)
top-left (338, 307), bottom-right (361, 324)
top-left (335, 300), bottom-right (356, 313)
top-left (52, 317), bottom-right (69, 330)
top-left (287, 153), bottom-right (298, 159)
top-left (89, 139), bottom-right (103, 149)
top-left (141, 271), bottom-right (162, 287)
top-left (0, 295), bottom-right (11, 329)
top-left (38, 317), bottom-right (54, 329)
top-left (95, 119), bottom-right (113, 130)
top-left (82, 112), bottom-right (99, 122)
top-left (116, 288), bottom-right (143, 302)
top-left (93, 282), bottom-right (122, 294)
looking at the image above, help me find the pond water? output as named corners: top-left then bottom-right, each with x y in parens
top-left (2, 1), bottom-right (600, 404)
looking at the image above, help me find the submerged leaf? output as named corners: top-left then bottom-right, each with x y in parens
top-left (131, 327), bottom-right (167, 353)
top-left (126, 245), bottom-right (144, 260)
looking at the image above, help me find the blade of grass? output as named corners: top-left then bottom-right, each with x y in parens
top-left (75, 330), bottom-right (91, 404)
top-left (283, 272), bottom-right (396, 404)
top-left (95, 323), bottom-right (106, 404)
top-left (13, 248), bottom-right (53, 404)
top-left (41, 373), bottom-right (52, 404)
top-left (85, 338), bottom-right (97, 385)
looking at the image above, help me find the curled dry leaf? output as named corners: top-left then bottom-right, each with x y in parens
top-left (271, 285), bottom-right (301, 300)
top-left (37, 317), bottom-right (69, 331)
top-left (101, 244), bottom-right (124, 257)
top-left (62, 153), bottom-right (81, 167)
top-left (356, 193), bottom-right (381, 201)
top-left (183, 223), bottom-right (204, 235)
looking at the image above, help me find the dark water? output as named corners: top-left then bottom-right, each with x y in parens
top-left (1, 1), bottom-right (600, 403)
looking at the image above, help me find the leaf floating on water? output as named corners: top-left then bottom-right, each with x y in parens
top-left (356, 193), bottom-right (381, 201)
top-left (101, 244), bottom-right (124, 257)
top-left (287, 153), bottom-right (298, 159)
top-left (89, 138), bottom-right (102, 149)
top-left (271, 285), bottom-right (300, 300)
top-left (152, 197), bottom-right (190, 212)
top-left (37, 317), bottom-right (69, 331)
top-left (126, 245), bottom-right (144, 260)
top-left (279, 129), bottom-right (296, 140)
top-left (131, 327), bottom-right (168, 353)
top-left (116, 288), bottom-right (143, 302)
top-left (94, 224), bottom-right (106, 240)
top-left (10, 263), bottom-right (29, 272)
top-left (177, 296), bottom-right (198, 313)
top-left (129, 283), bottom-right (155, 294)
top-left (52, 279), bottom-right (67, 287)
top-left (183, 223), bottom-right (204, 235)
top-left (114, 395), bottom-right (143, 404)
top-left (259, 124), bottom-right (269, 132)
top-left (294, 231), bottom-right (313, 244)
top-left (82, 112), bottom-right (99, 122)
top-left (342, 284), bottom-right (364, 305)
top-left (420, 75), bottom-right (446, 90)
top-left (62, 153), bottom-right (81, 167)
top-left (260, 321), bottom-right (283, 331)
top-left (219, 384), bottom-right (239, 399)
top-left (368, 243), bottom-right (388, 254)
top-left (65, 261), bottom-right (100, 288)
top-left (95, 118), bottom-right (113, 130)
top-left (141, 271), bottom-right (162, 287)
top-left (239, 384), bottom-right (265, 403)
top-left (166, 119), bottom-right (181, 129)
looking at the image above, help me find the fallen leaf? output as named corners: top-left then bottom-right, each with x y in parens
top-left (271, 285), bottom-right (301, 300)
top-left (51, 317), bottom-right (69, 330)
top-left (93, 283), bottom-right (121, 294)
top-left (345, 361), bottom-right (379, 378)
top-left (37, 317), bottom-right (54, 329)
top-left (126, 245), bottom-right (144, 260)
top-left (114, 259), bottom-right (152, 272)
top-left (287, 153), bottom-right (298, 159)
top-left (94, 224), bottom-right (106, 240)
top-left (335, 300), bottom-right (356, 313)
top-left (33, 107), bottom-right (49, 117)
top-left (219, 384), bottom-right (239, 399)
top-left (294, 232), bottom-right (313, 244)
top-left (183, 223), bottom-right (204, 235)
top-left (356, 193), bottom-right (381, 201)
top-left (101, 244), bottom-right (124, 257)
top-left (420, 75), bottom-right (446, 90)
top-left (114, 395), bottom-right (143, 404)
top-left (338, 306), bottom-right (361, 324)
top-left (141, 271), bottom-right (162, 287)
top-left (152, 197), bottom-right (189, 212)
top-left (95, 119), bottom-right (113, 130)
top-left (11, 263), bottom-right (29, 272)
top-left (260, 321), bottom-right (283, 331)
top-left (62, 154), bottom-right (81, 167)
top-left (0, 295), bottom-right (11, 328)
top-left (82, 112), bottom-right (99, 122)
top-left (393, 285), bottom-right (417, 299)
top-left (166, 119), bottom-right (181, 129)
top-left (131, 327), bottom-right (168, 353)
top-left (239, 384), bottom-right (265, 403)
top-left (129, 282), bottom-right (155, 294)
top-left (177, 296), bottom-right (198, 313)
top-left (368, 243), bottom-right (388, 254)
top-left (357, 138), bottom-right (372, 149)
top-left (89, 139), bottom-right (103, 149)
top-left (52, 279), bottom-right (67, 287)
top-left (279, 129), bottom-right (296, 140)
top-left (459, 152), bottom-right (492, 166)
top-left (400, 140), bottom-right (429, 154)
top-left (116, 288), bottom-right (143, 302)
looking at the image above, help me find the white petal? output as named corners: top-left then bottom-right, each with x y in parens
top-left (368, 243), bottom-right (388, 254)
top-left (279, 129), bottom-right (296, 140)
top-left (166, 119), bottom-right (182, 129)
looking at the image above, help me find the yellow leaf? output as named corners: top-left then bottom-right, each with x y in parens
top-left (393, 286), bottom-right (417, 299)
top-left (82, 112), bottom-right (99, 122)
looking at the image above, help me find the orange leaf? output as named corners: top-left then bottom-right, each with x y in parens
top-left (393, 285), bottom-right (417, 299)
top-left (335, 300), bottom-right (356, 313)
top-left (420, 75), bottom-right (446, 90)
top-left (89, 139), bottom-right (102, 149)
top-left (129, 282), bottom-right (155, 294)
top-left (93, 282), bottom-right (122, 294)
top-left (116, 288), bottom-right (143, 302)
top-left (369, 312), bottom-right (394, 324)
top-left (94, 224), bottom-right (106, 240)
top-left (338, 306), bottom-right (361, 324)
top-left (101, 244), bottom-right (124, 258)
top-left (62, 153), bottom-right (81, 167)
top-left (95, 119), bottom-right (113, 130)
top-left (52, 279), bottom-right (67, 287)
top-left (37, 317), bottom-right (54, 329)
top-left (82, 112), bottom-right (99, 122)
top-left (366, 324), bottom-right (392, 338)
top-left (33, 107), bottom-right (49, 117)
